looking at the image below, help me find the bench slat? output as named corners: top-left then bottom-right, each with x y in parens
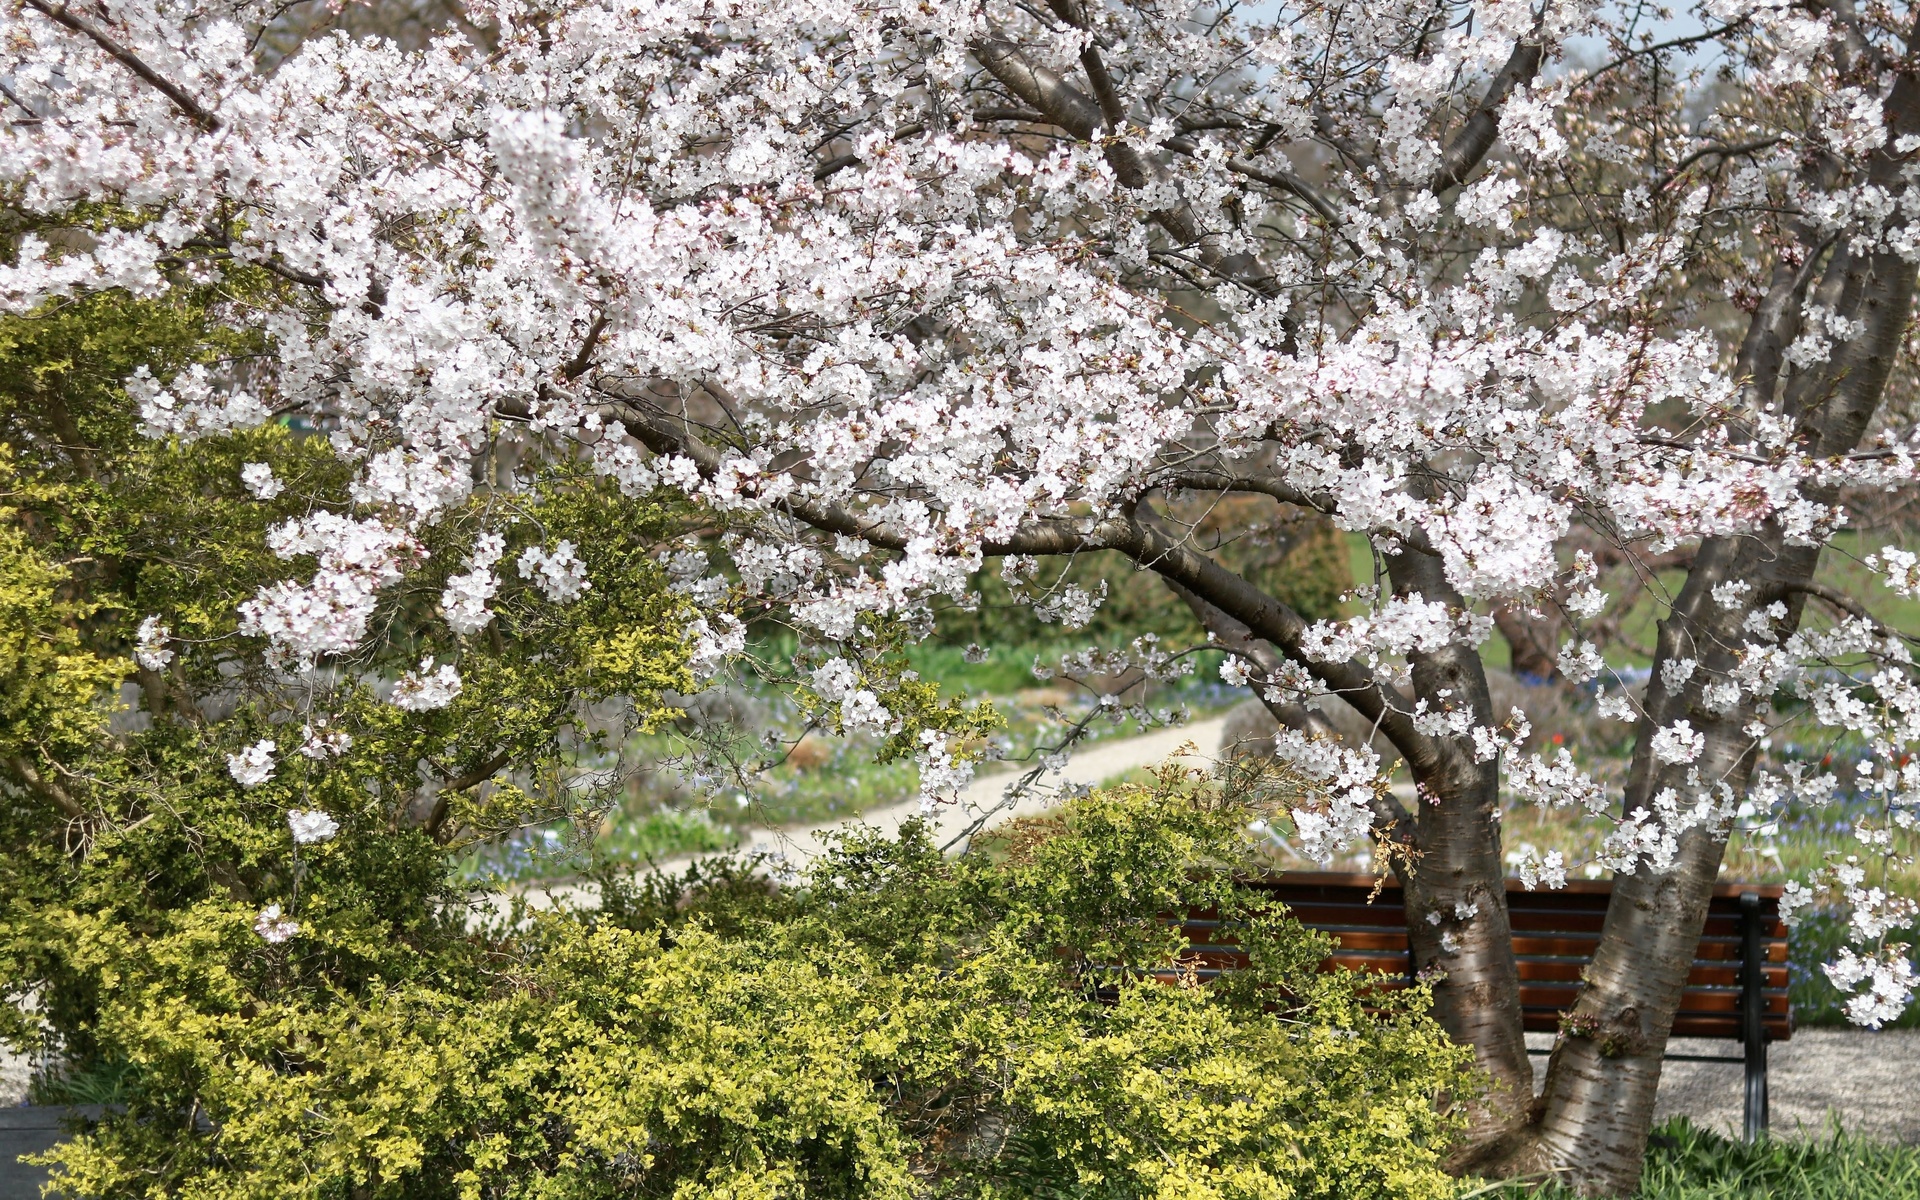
top-left (1195, 873), bottom-right (1795, 1044)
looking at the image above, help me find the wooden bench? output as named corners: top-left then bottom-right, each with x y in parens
top-left (1179, 872), bottom-right (1791, 1140)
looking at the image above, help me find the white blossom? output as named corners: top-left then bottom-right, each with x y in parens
top-left (227, 739), bottom-right (277, 788)
top-left (839, 689), bottom-right (896, 734)
top-left (1712, 579), bottom-right (1752, 609)
top-left (1870, 548), bottom-right (1920, 598)
top-left (443, 532), bottom-right (507, 636)
top-left (134, 616), bottom-right (174, 672)
top-left (1660, 657), bottom-right (1698, 693)
top-left (1556, 640), bottom-right (1603, 684)
top-left (253, 904), bottom-right (300, 944)
top-left (687, 615), bottom-right (745, 681)
top-left (1650, 721), bottom-right (1706, 765)
top-left (239, 515), bottom-right (421, 669)
top-left (287, 809), bottom-right (340, 844)
top-left (298, 726), bottom-right (352, 760)
top-left (241, 462), bottom-right (283, 500)
top-left (1513, 847), bottom-right (1568, 891)
top-left (518, 541), bottom-right (592, 604)
top-left (131, 365), bottom-right (268, 441)
top-left (1267, 728), bottom-right (1381, 865)
top-left (391, 659), bottom-right (463, 711)
top-left (915, 728), bottom-right (973, 807)
top-left (1825, 948), bottom-right (1917, 1029)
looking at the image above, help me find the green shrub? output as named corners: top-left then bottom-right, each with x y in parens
top-left (2, 288), bottom-right (1459, 1200)
top-left (28, 783), bottom-right (1473, 1200)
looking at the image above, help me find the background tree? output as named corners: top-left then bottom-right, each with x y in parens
top-left (6, 0), bottom-right (1920, 1194)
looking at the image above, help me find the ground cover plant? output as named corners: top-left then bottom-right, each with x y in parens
top-left (1478, 1117), bottom-right (1920, 1200)
top-left (12, 0), bottom-right (1920, 1191)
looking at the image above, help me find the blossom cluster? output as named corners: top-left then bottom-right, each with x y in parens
top-left (4, 0), bottom-right (1919, 1021)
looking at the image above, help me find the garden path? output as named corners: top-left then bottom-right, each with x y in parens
top-left (690, 711), bottom-right (1236, 871)
top-left (508, 712), bottom-right (1233, 911)
top-left (1527, 1030), bottom-right (1920, 1144)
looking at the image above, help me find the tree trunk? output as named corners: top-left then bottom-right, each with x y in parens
top-left (1385, 545), bottom-right (1537, 1149)
top-left (1509, 74), bottom-right (1920, 1183)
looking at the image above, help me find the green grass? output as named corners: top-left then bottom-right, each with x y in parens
top-left (1471, 1117), bottom-right (1920, 1198)
top-left (595, 806), bottom-right (737, 867)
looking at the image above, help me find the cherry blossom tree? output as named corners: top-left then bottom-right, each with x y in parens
top-left (7, 0), bottom-right (1920, 1189)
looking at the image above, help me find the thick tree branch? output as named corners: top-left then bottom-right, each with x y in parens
top-left (563, 313), bottom-right (610, 380)
top-left (1425, 39), bottom-right (1544, 193)
top-left (590, 387), bottom-right (1441, 772)
top-left (23, 0), bottom-right (222, 131)
top-left (973, 38), bottom-right (1104, 138)
top-left (6, 755), bottom-right (83, 820)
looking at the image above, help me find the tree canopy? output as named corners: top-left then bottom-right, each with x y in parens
top-left (6, 0), bottom-right (1920, 1191)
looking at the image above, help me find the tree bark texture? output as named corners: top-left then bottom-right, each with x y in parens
top-left (1517, 60), bottom-right (1920, 1192)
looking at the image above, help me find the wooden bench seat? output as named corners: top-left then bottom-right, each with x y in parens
top-left (1180, 872), bottom-right (1791, 1140)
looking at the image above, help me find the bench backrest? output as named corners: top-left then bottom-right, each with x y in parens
top-left (1180, 872), bottom-right (1791, 1042)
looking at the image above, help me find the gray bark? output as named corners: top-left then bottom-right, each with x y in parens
top-left (1519, 62), bottom-right (1920, 1193)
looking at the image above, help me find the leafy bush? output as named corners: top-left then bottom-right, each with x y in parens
top-left (1, 282), bottom-right (1461, 1200)
top-left (27, 783), bottom-right (1472, 1200)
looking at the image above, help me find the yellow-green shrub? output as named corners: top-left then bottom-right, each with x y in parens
top-left (31, 785), bottom-right (1470, 1200)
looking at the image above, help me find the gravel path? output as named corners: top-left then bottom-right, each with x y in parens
top-left (1526, 1030), bottom-right (1920, 1144)
top-left (667, 713), bottom-right (1231, 872)
top-left (501, 713), bottom-right (1230, 912)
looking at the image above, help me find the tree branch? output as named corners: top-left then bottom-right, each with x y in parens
top-left (590, 387), bottom-right (1441, 772)
top-left (1161, 136), bottom-right (1350, 233)
top-left (1166, 579), bottom-right (1413, 829)
top-left (563, 313), bottom-right (610, 381)
top-left (1781, 580), bottom-right (1919, 643)
top-left (22, 0), bottom-right (222, 132)
top-left (972, 35), bottom-right (1283, 300)
top-left (6, 755), bottom-right (83, 820)
top-left (1161, 464), bottom-right (1439, 555)
top-left (1425, 38), bottom-right (1543, 193)
top-left (1652, 137), bottom-right (1782, 194)
top-left (421, 749), bottom-right (513, 841)
top-left (973, 37), bottom-right (1104, 138)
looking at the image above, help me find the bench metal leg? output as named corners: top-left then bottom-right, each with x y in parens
top-left (1740, 892), bottom-right (1769, 1141)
